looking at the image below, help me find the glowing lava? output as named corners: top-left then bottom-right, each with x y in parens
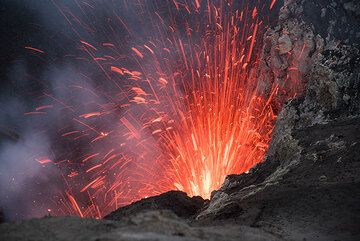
top-left (25, 0), bottom-right (301, 218)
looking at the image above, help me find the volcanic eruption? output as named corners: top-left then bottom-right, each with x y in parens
top-left (1, 0), bottom-right (360, 240)
top-left (2, 0), bottom-right (304, 219)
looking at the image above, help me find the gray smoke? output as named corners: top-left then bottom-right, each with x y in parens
top-left (0, 0), bottom-right (180, 221)
top-left (1, 0), bottom-right (263, 220)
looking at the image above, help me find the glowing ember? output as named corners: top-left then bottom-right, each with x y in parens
top-left (25, 0), bottom-right (301, 218)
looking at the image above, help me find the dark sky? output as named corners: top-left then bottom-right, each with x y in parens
top-left (0, 1), bottom-right (63, 95)
top-left (0, 0), bottom-right (102, 221)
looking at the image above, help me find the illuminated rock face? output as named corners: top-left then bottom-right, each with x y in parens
top-left (195, 1), bottom-right (360, 240)
top-left (0, 0), bottom-right (360, 241)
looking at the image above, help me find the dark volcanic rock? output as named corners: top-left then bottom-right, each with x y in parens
top-left (196, 1), bottom-right (360, 240)
top-left (0, 211), bottom-right (282, 241)
top-left (198, 117), bottom-right (360, 240)
top-left (1, 1), bottom-right (359, 241)
top-left (302, 0), bottom-right (360, 45)
top-left (105, 191), bottom-right (205, 220)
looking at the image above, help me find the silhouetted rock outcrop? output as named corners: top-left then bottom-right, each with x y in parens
top-left (105, 191), bottom-right (205, 220)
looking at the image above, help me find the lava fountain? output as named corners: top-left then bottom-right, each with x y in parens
top-left (25, 0), bottom-right (300, 218)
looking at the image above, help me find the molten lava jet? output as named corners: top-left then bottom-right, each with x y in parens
top-left (25, 0), bottom-right (301, 218)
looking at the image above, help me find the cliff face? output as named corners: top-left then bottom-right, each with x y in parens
top-left (1, 1), bottom-right (359, 241)
top-left (196, 0), bottom-right (360, 240)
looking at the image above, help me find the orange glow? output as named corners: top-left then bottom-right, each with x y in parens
top-left (30, 0), bottom-right (301, 218)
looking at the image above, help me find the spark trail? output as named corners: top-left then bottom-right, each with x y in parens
top-left (25, 0), bottom-right (301, 218)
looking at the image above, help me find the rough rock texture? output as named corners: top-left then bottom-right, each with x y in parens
top-left (197, 116), bottom-right (360, 240)
top-left (1, 1), bottom-right (359, 241)
top-left (104, 191), bottom-right (205, 220)
top-left (197, 1), bottom-right (360, 240)
top-left (0, 210), bottom-right (282, 241)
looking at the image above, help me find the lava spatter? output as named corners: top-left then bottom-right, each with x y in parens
top-left (26, 0), bottom-right (300, 218)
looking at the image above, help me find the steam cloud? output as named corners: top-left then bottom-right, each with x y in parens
top-left (0, 0), bottom-right (105, 220)
top-left (0, 0), bottom-right (182, 220)
top-left (0, 0), bottom-right (271, 220)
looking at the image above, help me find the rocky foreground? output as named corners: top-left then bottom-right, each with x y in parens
top-left (1, 0), bottom-right (359, 240)
top-left (1, 114), bottom-right (358, 241)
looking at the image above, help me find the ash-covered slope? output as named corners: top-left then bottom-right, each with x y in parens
top-left (196, 0), bottom-right (360, 240)
top-left (1, 1), bottom-right (359, 241)
top-left (197, 116), bottom-right (360, 240)
top-left (0, 192), bottom-right (281, 241)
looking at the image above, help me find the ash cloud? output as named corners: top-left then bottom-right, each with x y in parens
top-left (0, 0), bottom-right (270, 220)
top-left (0, 0), bottom-right (103, 220)
top-left (0, 0), bottom-right (176, 221)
